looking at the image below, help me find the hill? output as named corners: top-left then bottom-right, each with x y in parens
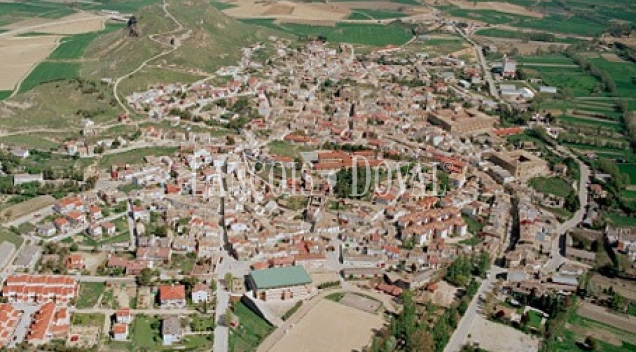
top-left (81, 0), bottom-right (289, 81)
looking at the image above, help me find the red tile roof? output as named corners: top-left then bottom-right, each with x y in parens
top-left (158, 285), bottom-right (186, 301)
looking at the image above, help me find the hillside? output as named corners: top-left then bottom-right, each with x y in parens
top-left (163, 1), bottom-right (289, 73)
top-left (81, 0), bottom-right (289, 81)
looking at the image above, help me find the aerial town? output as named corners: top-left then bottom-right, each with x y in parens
top-left (0, 0), bottom-right (635, 352)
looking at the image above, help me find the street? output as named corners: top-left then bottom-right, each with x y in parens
top-left (443, 267), bottom-right (506, 352)
top-left (543, 149), bottom-right (590, 272)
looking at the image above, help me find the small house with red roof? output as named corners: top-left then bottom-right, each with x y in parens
top-left (158, 285), bottom-right (186, 308)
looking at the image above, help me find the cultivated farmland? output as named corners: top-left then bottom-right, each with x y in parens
top-left (347, 9), bottom-right (409, 20)
top-left (18, 61), bottom-right (79, 93)
top-left (244, 20), bottom-right (413, 46)
top-left (48, 23), bottom-right (122, 60)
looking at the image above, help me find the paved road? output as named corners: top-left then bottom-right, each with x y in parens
top-left (73, 307), bottom-right (197, 315)
top-left (543, 149), bottom-right (590, 272)
top-left (454, 26), bottom-right (500, 101)
top-left (126, 199), bottom-right (137, 250)
top-left (212, 253), bottom-right (247, 352)
top-left (444, 267), bottom-right (506, 352)
top-left (8, 304), bottom-right (39, 348)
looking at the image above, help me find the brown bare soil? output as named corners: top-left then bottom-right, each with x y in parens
top-left (223, 0), bottom-right (349, 20)
top-left (0, 13), bottom-right (106, 91)
top-left (263, 4), bottom-right (294, 16)
top-left (269, 299), bottom-right (384, 352)
top-left (578, 302), bottom-right (636, 334)
top-left (444, 0), bottom-right (543, 18)
top-left (0, 35), bottom-right (61, 90)
top-left (566, 322), bottom-right (623, 346)
top-left (475, 36), bottom-right (570, 55)
top-left (601, 53), bottom-right (626, 62)
top-left (0, 195), bottom-right (56, 221)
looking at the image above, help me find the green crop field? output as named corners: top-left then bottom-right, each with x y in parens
top-left (518, 54), bottom-right (576, 65)
top-left (209, 1), bottom-right (237, 11)
top-left (18, 62), bottom-right (79, 93)
top-left (618, 164), bottom-right (636, 185)
top-left (606, 213), bottom-right (636, 227)
top-left (49, 24), bottom-right (123, 60)
top-left (0, 91), bottom-right (11, 101)
top-left (0, 2), bottom-right (75, 19)
top-left (557, 115), bottom-right (624, 133)
top-left (347, 9), bottom-right (408, 20)
top-left (442, 7), bottom-right (533, 25)
top-left (514, 15), bottom-right (605, 37)
top-left (476, 28), bottom-right (583, 44)
top-left (79, 0), bottom-right (162, 13)
top-left (586, 58), bottom-right (636, 99)
top-left (244, 20), bottom-right (413, 46)
top-left (529, 65), bottom-right (602, 97)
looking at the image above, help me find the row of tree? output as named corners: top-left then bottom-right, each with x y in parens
top-left (565, 47), bottom-right (618, 96)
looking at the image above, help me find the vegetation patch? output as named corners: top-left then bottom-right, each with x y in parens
top-left (529, 176), bottom-right (574, 198)
top-left (229, 302), bottom-right (274, 352)
top-left (0, 134), bottom-right (59, 150)
top-left (97, 147), bottom-right (178, 167)
top-left (0, 227), bottom-right (24, 248)
top-left (131, 315), bottom-right (162, 349)
top-left (72, 313), bottom-right (105, 326)
top-left (76, 282), bottom-right (106, 309)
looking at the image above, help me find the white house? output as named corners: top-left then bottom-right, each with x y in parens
top-left (191, 284), bottom-right (212, 304)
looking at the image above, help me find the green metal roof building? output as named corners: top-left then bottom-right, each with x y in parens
top-left (250, 265), bottom-right (312, 290)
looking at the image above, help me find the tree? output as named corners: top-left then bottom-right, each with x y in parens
top-left (585, 335), bottom-right (598, 350)
top-left (225, 308), bottom-right (234, 327)
top-left (410, 329), bottom-right (435, 352)
top-left (69, 243), bottom-right (78, 252)
top-left (155, 225), bottom-right (168, 237)
top-left (224, 272), bottom-right (234, 291)
top-left (137, 268), bottom-right (154, 286)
